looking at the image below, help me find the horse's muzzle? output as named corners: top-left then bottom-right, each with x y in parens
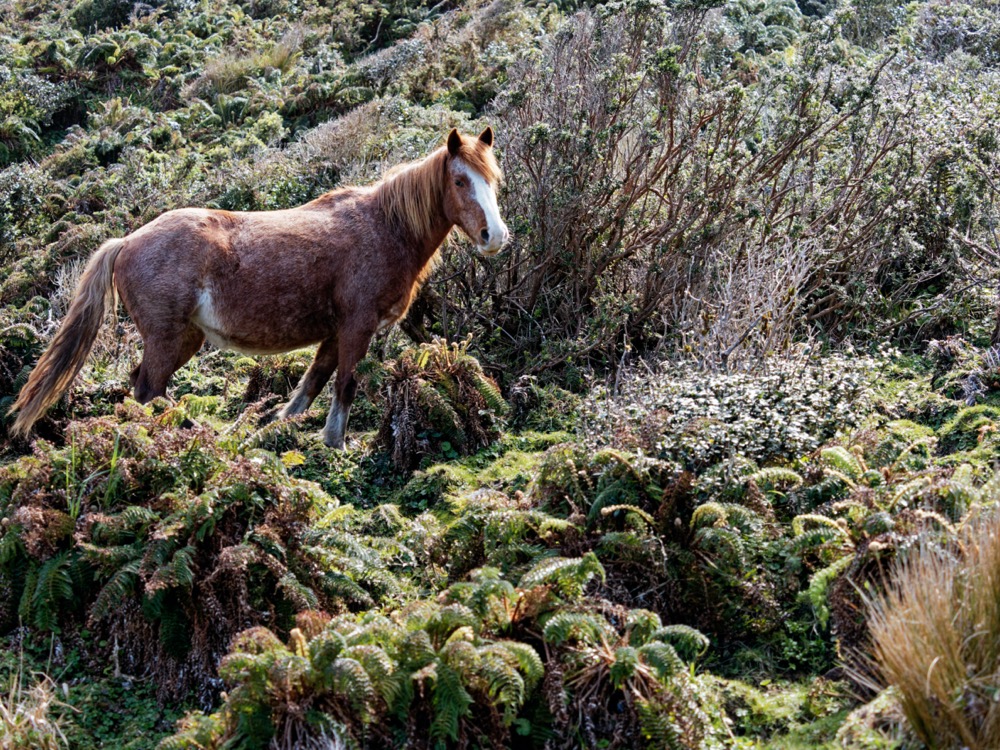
top-left (478, 226), bottom-right (510, 256)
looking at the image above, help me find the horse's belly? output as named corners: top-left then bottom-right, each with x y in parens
top-left (192, 288), bottom-right (323, 355)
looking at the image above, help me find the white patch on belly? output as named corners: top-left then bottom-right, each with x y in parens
top-left (192, 289), bottom-right (228, 348)
top-left (193, 288), bottom-right (268, 353)
top-left (377, 301), bottom-right (406, 333)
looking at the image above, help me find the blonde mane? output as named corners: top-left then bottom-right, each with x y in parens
top-left (375, 136), bottom-right (502, 243)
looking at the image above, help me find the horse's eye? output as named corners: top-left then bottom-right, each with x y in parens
top-left (455, 179), bottom-right (465, 187)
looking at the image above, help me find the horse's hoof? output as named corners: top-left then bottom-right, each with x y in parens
top-left (322, 433), bottom-right (346, 450)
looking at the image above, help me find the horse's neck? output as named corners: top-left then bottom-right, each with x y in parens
top-left (413, 217), bottom-right (452, 266)
top-left (373, 151), bottom-right (453, 279)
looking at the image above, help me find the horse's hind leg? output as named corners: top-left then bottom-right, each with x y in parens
top-left (279, 336), bottom-right (338, 418)
top-left (324, 323), bottom-right (374, 449)
top-left (133, 326), bottom-right (205, 403)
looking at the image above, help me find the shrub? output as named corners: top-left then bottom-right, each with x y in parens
top-left (359, 337), bottom-right (507, 470)
top-left (0, 408), bottom-right (405, 702)
top-left (580, 354), bottom-right (877, 470)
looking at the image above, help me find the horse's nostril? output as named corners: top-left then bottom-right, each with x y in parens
top-left (480, 228), bottom-right (490, 243)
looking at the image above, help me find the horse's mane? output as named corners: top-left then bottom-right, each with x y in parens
top-left (375, 136), bottom-right (502, 244)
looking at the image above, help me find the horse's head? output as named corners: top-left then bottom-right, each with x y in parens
top-left (443, 127), bottom-right (509, 256)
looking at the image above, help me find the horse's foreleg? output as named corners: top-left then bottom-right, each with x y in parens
top-left (133, 327), bottom-right (204, 403)
top-left (324, 325), bottom-right (374, 449)
top-left (279, 337), bottom-right (338, 418)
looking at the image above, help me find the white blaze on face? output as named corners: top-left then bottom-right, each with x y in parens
top-left (456, 161), bottom-right (508, 255)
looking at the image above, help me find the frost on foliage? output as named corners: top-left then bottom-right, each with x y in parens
top-left (580, 354), bottom-right (877, 469)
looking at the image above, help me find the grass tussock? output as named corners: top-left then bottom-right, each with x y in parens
top-left (0, 668), bottom-right (68, 750)
top-left (868, 513), bottom-right (1000, 750)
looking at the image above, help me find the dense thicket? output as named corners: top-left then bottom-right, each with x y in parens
top-left (3, 0), bottom-right (1000, 748)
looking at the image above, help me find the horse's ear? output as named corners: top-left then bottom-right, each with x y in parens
top-left (478, 126), bottom-right (494, 147)
top-left (447, 128), bottom-right (462, 156)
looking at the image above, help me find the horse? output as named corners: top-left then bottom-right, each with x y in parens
top-left (9, 127), bottom-right (509, 448)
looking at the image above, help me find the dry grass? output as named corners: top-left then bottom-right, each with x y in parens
top-left (867, 512), bottom-right (1000, 749)
top-left (0, 668), bottom-right (68, 750)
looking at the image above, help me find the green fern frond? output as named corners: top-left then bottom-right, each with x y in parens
top-left (805, 555), bottom-right (852, 629)
top-left (636, 697), bottom-right (685, 750)
top-left (240, 419), bottom-right (299, 451)
top-left (599, 503), bottom-right (656, 527)
top-left (637, 641), bottom-right (685, 682)
top-left (819, 446), bottom-right (863, 479)
top-left (471, 372), bottom-right (508, 415)
top-left (477, 647), bottom-right (527, 721)
top-left (492, 641), bottom-right (544, 690)
top-left (327, 657), bottom-right (377, 713)
top-left (429, 662), bottom-right (473, 743)
top-left (425, 604), bottom-right (478, 646)
top-left (610, 645), bottom-right (639, 688)
top-left (29, 551), bottom-right (76, 630)
top-left (0, 528), bottom-right (25, 565)
top-left (792, 514), bottom-right (847, 538)
top-left (690, 502), bottom-right (728, 529)
top-left (648, 624), bottom-right (710, 660)
top-left (693, 527), bottom-right (746, 563)
top-left (342, 644), bottom-right (395, 704)
top-left (397, 629), bottom-right (436, 670)
top-left (748, 466), bottom-right (803, 488)
top-left (91, 558), bottom-right (142, 620)
top-left (519, 552), bottom-right (605, 598)
top-left (627, 609), bottom-right (663, 645)
top-left (888, 477), bottom-right (932, 510)
top-left (277, 572), bottom-right (319, 610)
top-left (542, 611), bottom-right (615, 646)
top-left (308, 629), bottom-right (348, 677)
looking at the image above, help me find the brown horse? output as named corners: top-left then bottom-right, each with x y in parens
top-left (10, 127), bottom-right (508, 448)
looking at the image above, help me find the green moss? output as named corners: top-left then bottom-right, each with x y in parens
top-left (396, 462), bottom-right (478, 513)
top-left (702, 676), bottom-right (853, 743)
top-left (938, 405), bottom-right (1000, 453)
top-left (867, 419), bottom-right (935, 469)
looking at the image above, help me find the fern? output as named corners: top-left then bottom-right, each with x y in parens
top-left (748, 466), bottom-right (803, 488)
top-left (690, 502), bottom-right (759, 532)
top-left (519, 552), bottom-right (605, 597)
top-left (478, 645), bottom-right (527, 721)
top-left (27, 551), bottom-right (77, 630)
top-left (492, 641), bottom-right (544, 691)
top-left (277, 571), bottom-right (319, 610)
top-left (325, 657), bottom-right (377, 715)
top-left (637, 641), bottom-right (685, 681)
top-left (91, 558), bottom-right (142, 620)
top-left (888, 477), bottom-right (932, 510)
top-left (806, 555), bottom-right (852, 629)
top-left (693, 527), bottom-right (746, 564)
top-left (599, 503), bottom-right (656, 527)
top-left (636, 697), bottom-right (685, 750)
top-left (240, 419), bottom-right (299, 451)
top-left (0, 528), bottom-right (24, 565)
top-left (542, 611), bottom-right (615, 646)
top-left (610, 646), bottom-right (639, 688)
top-left (471, 371), bottom-right (507, 416)
top-left (792, 514), bottom-right (847, 538)
top-left (819, 446), bottom-right (864, 480)
top-left (649, 625), bottom-right (710, 660)
top-left (429, 662), bottom-right (473, 743)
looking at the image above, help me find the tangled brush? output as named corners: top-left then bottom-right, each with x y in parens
top-left (358, 337), bottom-right (507, 470)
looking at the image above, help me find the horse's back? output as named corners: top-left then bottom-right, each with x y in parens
top-left (113, 195), bottom-right (385, 353)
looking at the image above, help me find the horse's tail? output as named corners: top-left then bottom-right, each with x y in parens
top-left (9, 239), bottom-right (125, 437)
